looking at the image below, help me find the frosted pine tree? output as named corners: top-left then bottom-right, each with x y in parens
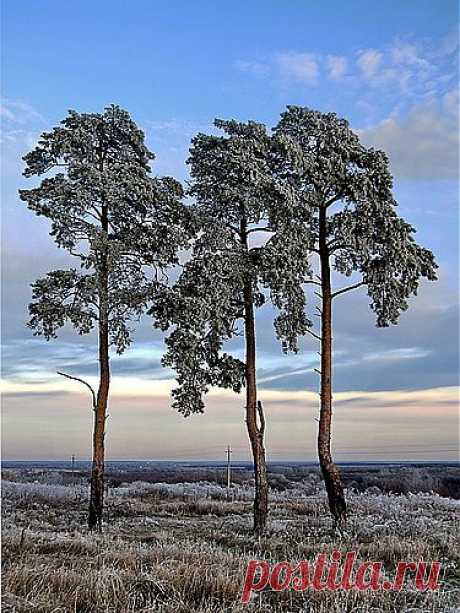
top-left (273, 106), bottom-right (438, 527)
top-left (151, 119), bottom-right (311, 534)
top-left (20, 105), bottom-right (190, 531)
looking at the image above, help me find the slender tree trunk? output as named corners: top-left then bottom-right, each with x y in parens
top-left (318, 206), bottom-right (347, 528)
top-left (241, 221), bottom-right (268, 535)
top-left (89, 204), bottom-right (110, 532)
top-left (243, 280), bottom-right (268, 535)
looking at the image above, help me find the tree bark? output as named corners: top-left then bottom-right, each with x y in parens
top-left (241, 222), bottom-right (268, 535)
top-left (243, 280), bottom-right (268, 535)
top-left (318, 205), bottom-right (347, 528)
top-left (88, 203), bottom-right (110, 532)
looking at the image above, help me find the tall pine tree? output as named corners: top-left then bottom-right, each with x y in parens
top-left (151, 119), bottom-right (311, 534)
top-left (20, 105), bottom-right (190, 530)
top-left (273, 106), bottom-right (438, 527)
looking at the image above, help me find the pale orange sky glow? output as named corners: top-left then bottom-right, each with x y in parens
top-left (2, 379), bottom-right (458, 461)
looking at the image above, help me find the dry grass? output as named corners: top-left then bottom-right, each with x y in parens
top-left (2, 479), bottom-right (459, 612)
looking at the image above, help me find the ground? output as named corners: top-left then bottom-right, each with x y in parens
top-left (2, 467), bottom-right (459, 612)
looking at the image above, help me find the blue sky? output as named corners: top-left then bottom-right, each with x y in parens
top-left (1, 1), bottom-right (459, 460)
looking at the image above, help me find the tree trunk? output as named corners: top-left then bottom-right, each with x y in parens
top-left (89, 204), bottom-right (110, 532)
top-left (243, 278), bottom-right (268, 536)
top-left (240, 213), bottom-right (268, 535)
top-left (318, 206), bottom-right (347, 528)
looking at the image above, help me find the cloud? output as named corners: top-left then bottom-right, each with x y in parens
top-left (235, 60), bottom-right (270, 77)
top-left (432, 27), bottom-right (459, 58)
top-left (0, 99), bottom-right (45, 124)
top-left (146, 119), bottom-right (212, 139)
top-left (355, 41), bottom-right (441, 95)
top-left (391, 42), bottom-right (431, 69)
top-left (326, 55), bottom-right (348, 80)
top-left (251, 289), bottom-right (458, 394)
top-left (362, 347), bottom-right (431, 362)
top-left (275, 52), bottom-right (319, 83)
top-left (0, 105), bottom-right (16, 121)
top-left (358, 91), bottom-right (459, 180)
top-left (237, 51), bottom-right (321, 85)
top-left (357, 49), bottom-right (383, 78)
top-left (443, 87), bottom-right (459, 113)
top-left (235, 29), bottom-right (457, 103)
top-left (0, 100), bottom-right (43, 177)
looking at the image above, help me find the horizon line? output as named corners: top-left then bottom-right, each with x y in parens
top-left (2, 458), bottom-right (459, 464)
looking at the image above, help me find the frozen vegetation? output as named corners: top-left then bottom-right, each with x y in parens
top-left (2, 466), bottom-right (459, 612)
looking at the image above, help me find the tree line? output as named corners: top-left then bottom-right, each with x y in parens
top-left (20, 104), bottom-right (437, 534)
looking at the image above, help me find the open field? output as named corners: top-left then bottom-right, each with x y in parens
top-left (2, 464), bottom-right (460, 612)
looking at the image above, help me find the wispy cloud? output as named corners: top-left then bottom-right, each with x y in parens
top-left (362, 347), bottom-right (431, 362)
top-left (235, 60), bottom-right (270, 77)
top-left (0, 98), bottom-right (45, 125)
top-left (391, 42), bottom-right (432, 69)
top-left (326, 54), bottom-right (348, 80)
top-left (357, 49), bottom-right (383, 78)
top-left (236, 29), bottom-right (458, 100)
top-left (275, 52), bottom-right (319, 83)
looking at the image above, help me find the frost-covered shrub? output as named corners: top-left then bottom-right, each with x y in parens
top-left (111, 480), bottom-right (255, 501)
top-left (1, 480), bottom-right (87, 505)
top-left (110, 479), bottom-right (323, 503)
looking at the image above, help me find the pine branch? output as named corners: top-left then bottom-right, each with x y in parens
top-left (331, 281), bottom-right (365, 299)
top-left (57, 371), bottom-right (97, 412)
top-left (246, 227), bottom-right (274, 235)
top-left (306, 329), bottom-right (321, 341)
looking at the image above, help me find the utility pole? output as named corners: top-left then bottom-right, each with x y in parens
top-left (226, 445), bottom-right (232, 490)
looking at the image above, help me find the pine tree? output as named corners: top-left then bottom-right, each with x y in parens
top-left (20, 105), bottom-right (189, 531)
top-left (273, 106), bottom-right (438, 527)
top-left (151, 119), bottom-right (311, 534)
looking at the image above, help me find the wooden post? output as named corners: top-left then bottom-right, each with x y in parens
top-left (226, 445), bottom-right (232, 490)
